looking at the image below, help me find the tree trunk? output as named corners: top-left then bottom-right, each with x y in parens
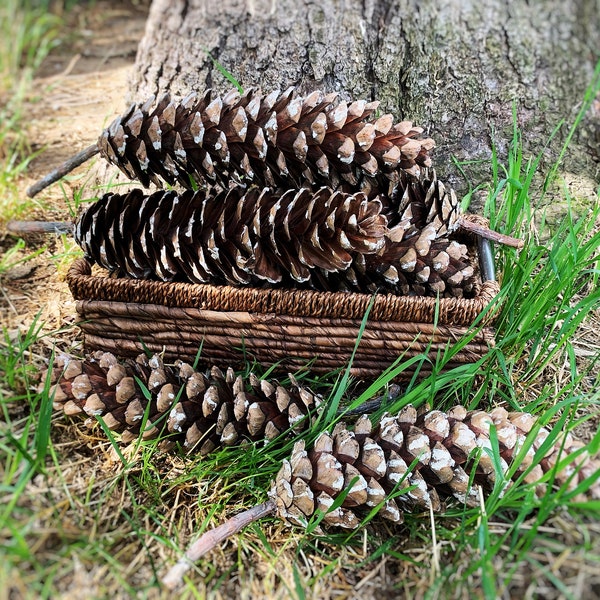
top-left (128, 0), bottom-right (600, 192)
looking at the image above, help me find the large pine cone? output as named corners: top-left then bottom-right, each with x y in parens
top-left (49, 352), bottom-right (321, 454)
top-left (74, 172), bottom-right (476, 297)
top-left (98, 87), bottom-right (435, 194)
top-left (321, 170), bottom-right (475, 297)
top-left (74, 186), bottom-right (387, 286)
top-left (271, 405), bottom-right (600, 528)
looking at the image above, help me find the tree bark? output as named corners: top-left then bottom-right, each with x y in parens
top-left (129, 0), bottom-right (600, 191)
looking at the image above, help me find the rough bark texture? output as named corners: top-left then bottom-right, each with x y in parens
top-left (127, 0), bottom-right (600, 193)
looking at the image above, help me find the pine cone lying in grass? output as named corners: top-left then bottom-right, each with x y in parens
top-left (73, 170), bottom-right (477, 297)
top-left (271, 405), bottom-right (600, 528)
top-left (98, 87), bottom-right (435, 193)
top-left (49, 351), bottom-right (321, 454)
top-left (162, 401), bottom-right (600, 588)
top-left (50, 349), bottom-right (600, 520)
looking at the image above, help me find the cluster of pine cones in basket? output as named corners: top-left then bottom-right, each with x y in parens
top-left (64, 87), bottom-right (479, 297)
top-left (34, 86), bottom-right (598, 544)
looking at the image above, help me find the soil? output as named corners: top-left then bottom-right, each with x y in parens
top-left (28, 2), bottom-right (148, 177)
top-left (1, 0), bottom-right (149, 347)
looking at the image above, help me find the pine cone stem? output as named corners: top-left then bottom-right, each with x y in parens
top-left (6, 221), bottom-right (73, 235)
top-left (27, 144), bottom-right (99, 198)
top-left (162, 500), bottom-right (276, 590)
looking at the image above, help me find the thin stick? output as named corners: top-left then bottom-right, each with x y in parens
top-left (457, 217), bottom-right (524, 249)
top-left (6, 221), bottom-right (73, 235)
top-left (26, 143), bottom-right (100, 198)
top-left (162, 500), bottom-right (276, 590)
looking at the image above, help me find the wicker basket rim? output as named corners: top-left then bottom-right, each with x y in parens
top-left (66, 258), bottom-right (500, 326)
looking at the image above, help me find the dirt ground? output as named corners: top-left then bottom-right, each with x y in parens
top-left (27, 2), bottom-right (147, 176)
top-left (1, 1), bottom-right (149, 346)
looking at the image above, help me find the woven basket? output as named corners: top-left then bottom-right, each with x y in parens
top-left (66, 239), bottom-right (500, 379)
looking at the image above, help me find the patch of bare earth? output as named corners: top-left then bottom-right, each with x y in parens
top-left (2, 2), bottom-right (147, 340)
top-left (1, 2), bottom-right (599, 599)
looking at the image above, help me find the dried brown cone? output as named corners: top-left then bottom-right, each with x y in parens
top-left (309, 237), bottom-right (476, 298)
top-left (312, 169), bottom-right (477, 298)
top-left (270, 404), bottom-right (600, 529)
top-left (365, 238), bottom-right (477, 298)
top-left (48, 351), bottom-right (321, 454)
top-left (97, 87), bottom-right (435, 194)
top-left (162, 404), bottom-right (599, 588)
top-left (74, 186), bottom-right (388, 286)
top-left (382, 169), bottom-right (462, 238)
top-left (370, 169), bottom-right (475, 298)
top-left (308, 173), bottom-right (475, 297)
top-left (73, 176), bottom-right (476, 296)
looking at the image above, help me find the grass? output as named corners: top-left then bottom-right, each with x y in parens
top-left (0, 0), bottom-right (63, 226)
top-left (0, 51), bottom-right (64, 548)
top-left (0, 4), bottom-right (599, 596)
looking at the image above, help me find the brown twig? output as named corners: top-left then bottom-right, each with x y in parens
top-left (6, 220), bottom-right (73, 235)
top-left (457, 217), bottom-right (524, 249)
top-left (162, 500), bottom-right (276, 590)
top-left (26, 143), bottom-right (100, 198)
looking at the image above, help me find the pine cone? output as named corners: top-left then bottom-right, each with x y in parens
top-left (304, 171), bottom-right (475, 297)
top-left (306, 237), bottom-right (475, 298)
top-left (74, 186), bottom-right (388, 286)
top-left (369, 170), bottom-right (474, 297)
top-left (49, 352), bottom-right (321, 454)
top-left (74, 173), bottom-right (476, 297)
top-left (366, 238), bottom-right (476, 298)
top-left (98, 87), bottom-right (435, 194)
top-left (271, 405), bottom-right (600, 528)
top-left (382, 169), bottom-right (461, 237)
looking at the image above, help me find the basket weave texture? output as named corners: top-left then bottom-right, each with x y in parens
top-left (67, 258), bottom-right (499, 379)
